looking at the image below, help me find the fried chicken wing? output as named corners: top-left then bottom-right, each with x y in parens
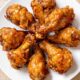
top-left (47, 26), bottom-right (80, 47)
top-left (0, 27), bottom-right (25, 51)
top-left (38, 0), bottom-right (56, 8)
top-left (7, 34), bottom-right (36, 69)
top-left (40, 41), bottom-right (73, 73)
top-left (31, 0), bottom-right (56, 24)
top-left (28, 46), bottom-right (48, 80)
top-left (6, 4), bottom-right (34, 29)
top-left (36, 6), bottom-right (75, 39)
top-left (28, 21), bottom-right (40, 33)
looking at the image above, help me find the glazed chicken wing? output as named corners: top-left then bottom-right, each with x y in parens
top-left (40, 41), bottom-right (73, 73)
top-left (7, 34), bottom-right (35, 69)
top-left (28, 46), bottom-right (48, 80)
top-left (31, 0), bottom-right (56, 24)
top-left (0, 27), bottom-right (25, 51)
top-left (6, 4), bottom-right (35, 30)
top-left (47, 26), bottom-right (80, 47)
top-left (36, 6), bottom-right (75, 39)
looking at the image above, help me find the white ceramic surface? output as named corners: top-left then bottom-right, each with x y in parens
top-left (0, 0), bottom-right (80, 80)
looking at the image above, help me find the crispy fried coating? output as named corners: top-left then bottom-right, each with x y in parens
top-left (36, 6), bottom-right (75, 39)
top-left (38, 0), bottom-right (56, 9)
top-left (0, 27), bottom-right (25, 51)
top-left (40, 41), bottom-right (73, 73)
top-left (7, 34), bottom-right (36, 69)
top-left (31, 0), bottom-right (56, 24)
top-left (48, 26), bottom-right (80, 47)
top-left (28, 21), bottom-right (40, 33)
top-left (28, 46), bottom-right (48, 80)
top-left (6, 4), bottom-right (34, 29)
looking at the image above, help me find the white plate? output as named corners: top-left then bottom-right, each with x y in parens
top-left (0, 0), bottom-right (80, 80)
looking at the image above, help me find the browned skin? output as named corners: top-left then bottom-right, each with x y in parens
top-left (0, 27), bottom-right (25, 51)
top-left (31, 0), bottom-right (56, 24)
top-left (28, 46), bottom-right (48, 80)
top-left (6, 4), bottom-right (35, 30)
top-left (28, 21), bottom-right (40, 33)
top-left (47, 26), bottom-right (80, 47)
top-left (40, 41), bottom-right (73, 73)
top-left (36, 6), bottom-right (75, 39)
top-left (7, 34), bottom-right (36, 69)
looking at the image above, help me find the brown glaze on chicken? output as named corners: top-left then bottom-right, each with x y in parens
top-left (28, 46), bottom-right (48, 80)
top-left (6, 4), bottom-right (34, 29)
top-left (31, 0), bottom-right (56, 24)
top-left (47, 26), bottom-right (80, 47)
top-left (7, 34), bottom-right (36, 69)
top-left (40, 41), bottom-right (73, 73)
top-left (36, 6), bottom-right (75, 39)
top-left (0, 27), bottom-right (25, 51)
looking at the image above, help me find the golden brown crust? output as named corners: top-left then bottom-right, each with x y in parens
top-left (28, 46), bottom-right (48, 80)
top-left (37, 0), bottom-right (56, 8)
top-left (7, 34), bottom-right (36, 69)
top-left (31, 0), bottom-right (44, 24)
top-left (8, 49), bottom-right (29, 69)
top-left (40, 41), bottom-right (73, 73)
top-left (28, 21), bottom-right (40, 33)
top-left (31, 0), bottom-right (56, 24)
top-left (36, 6), bottom-right (75, 39)
top-left (2, 2), bottom-right (79, 78)
top-left (0, 27), bottom-right (25, 51)
top-left (48, 26), bottom-right (80, 47)
top-left (6, 4), bottom-right (34, 29)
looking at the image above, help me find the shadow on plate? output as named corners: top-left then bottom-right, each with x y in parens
top-left (18, 66), bottom-right (27, 73)
top-left (45, 72), bottom-right (52, 80)
top-left (73, 15), bottom-right (80, 29)
top-left (65, 59), bottom-right (78, 76)
top-left (73, 45), bottom-right (80, 50)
